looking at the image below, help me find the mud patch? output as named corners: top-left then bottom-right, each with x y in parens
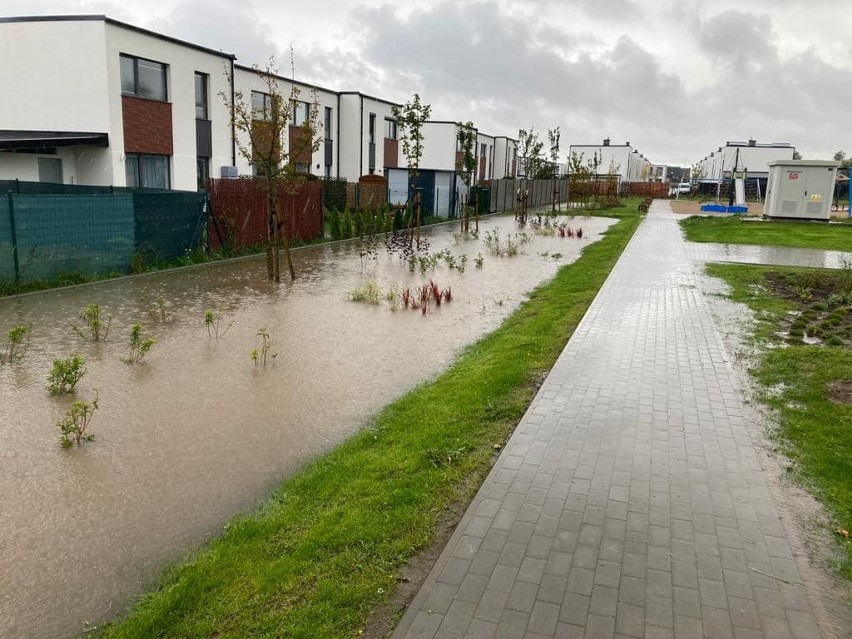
top-left (828, 380), bottom-right (852, 405)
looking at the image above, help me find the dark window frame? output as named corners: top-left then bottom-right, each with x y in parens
top-left (120, 54), bottom-right (168, 101)
top-left (125, 153), bottom-right (171, 189)
top-left (384, 118), bottom-right (397, 140)
top-left (291, 100), bottom-right (310, 126)
top-left (194, 72), bottom-right (209, 120)
top-left (324, 106), bottom-right (333, 140)
top-left (251, 90), bottom-right (273, 121)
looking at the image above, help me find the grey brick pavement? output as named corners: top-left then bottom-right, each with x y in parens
top-left (393, 202), bottom-right (826, 638)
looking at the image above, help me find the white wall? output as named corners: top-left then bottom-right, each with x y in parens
top-left (0, 20), bottom-right (111, 135)
top-left (362, 97), bottom-right (398, 177)
top-left (0, 148), bottom-right (86, 184)
top-left (337, 94), bottom-right (361, 181)
top-left (105, 22), bottom-right (235, 190)
top-left (421, 122), bottom-right (457, 172)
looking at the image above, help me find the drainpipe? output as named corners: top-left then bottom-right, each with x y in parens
top-left (358, 95), bottom-right (364, 177)
top-left (336, 93), bottom-right (340, 178)
top-left (229, 57), bottom-right (236, 167)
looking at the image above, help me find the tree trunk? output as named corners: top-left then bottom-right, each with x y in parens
top-left (266, 194), bottom-right (275, 280)
top-left (474, 191), bottom-right (479, 233)
top-left (415, 192), bottom-right (422, 249)
top-left (270, 196), bottom-right (281, 283)
top-left (282, 197), bottom-right (296, 281)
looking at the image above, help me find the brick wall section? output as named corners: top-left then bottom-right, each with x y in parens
top-left (122, 96), bottom-right (173, 155)
top-left (383, 138), bottom-right (399, 168)
top-left (288, 126), bottom-right (312, 165)
top-left (207, 179), bottom-right (323, 251)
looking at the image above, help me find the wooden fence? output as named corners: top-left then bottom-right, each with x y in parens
top-left (207, 179), bottom-right (323, 251)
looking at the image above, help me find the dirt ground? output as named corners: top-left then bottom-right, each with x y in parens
top-left (669, 198), bottom-right (850, 219)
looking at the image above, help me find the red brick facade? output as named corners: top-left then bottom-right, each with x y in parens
top-left (122, 96), bottom-right (173, 155)
top-left (383, 138), bottom-right (399, 169)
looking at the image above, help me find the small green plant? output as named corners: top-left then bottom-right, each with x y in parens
top-left (125, 324), bottom-right (155, 364)
top-left (142, 292), bottom-right (169, 324)
top-left (58, 390), bottom-right (99, 448)
top-left (251, 328), bottom-right (276, 366)
top-left (386, 284), bottom-right (401, 311)
top-left (474, 253), bottom-right (484, 269)
top-left (204, 309), bottom-right (234, 338)
top-left (348, 279), bottom-right (382, 305)
top-left (47, 354), bottom-right (86, 395)
top-left (0, 324), bottom-right (29, 364)
top-left (73, 304), bottom-right (111, 341)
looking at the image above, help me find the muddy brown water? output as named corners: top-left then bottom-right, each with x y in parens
top-left (0, 214), bottom-right (615, 638)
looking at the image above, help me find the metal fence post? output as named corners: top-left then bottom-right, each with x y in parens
top-left (8, 193), bottom-right (20, 283)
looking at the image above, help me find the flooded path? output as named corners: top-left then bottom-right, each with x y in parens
top-left (0, 213), bottom-right (616, 638)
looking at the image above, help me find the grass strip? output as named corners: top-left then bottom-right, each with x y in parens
top-left (96, 207), bottom-right (640, 639)
top-left (680, 215), bottom-right (852, 252)
top-left (707, 262), bottom-right (852, 579)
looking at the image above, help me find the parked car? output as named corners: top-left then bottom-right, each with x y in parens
top-left (669, 182), bottom-right (691, 196)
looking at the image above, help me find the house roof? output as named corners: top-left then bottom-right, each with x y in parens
top-left (0, 130), bottom-right (109, 151)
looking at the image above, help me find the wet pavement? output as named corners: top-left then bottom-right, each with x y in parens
top-left (394, 201), bottom-right (848, 638)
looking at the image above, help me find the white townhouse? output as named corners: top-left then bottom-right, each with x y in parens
top-left (231, 65), bottom-right (340, 179)
top-left (0, 15), bottom-right (235, 191)
top-left (697, 140), bottom-right (796, 181)
top-left (568, 139), bottom-right (652, 182)
top-left (337, 92), bottom-right (402, 182)
top-left (492, 136), bottom-right (518, 180)
top-left (0, 14), bottom-right (524, 200)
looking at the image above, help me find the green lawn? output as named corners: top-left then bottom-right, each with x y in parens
top-left (680, 215), bottom-right (852, 252)
top-left (707, 263), bottom-right (852, 579)
top-left (94, 206), bottom-right (641, 638)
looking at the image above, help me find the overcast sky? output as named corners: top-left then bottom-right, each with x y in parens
top-left (5, 0), bottom-right (850, 166)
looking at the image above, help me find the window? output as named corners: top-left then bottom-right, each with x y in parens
top-left (196, 157), bottom-right (210, 190)
top-left (368, 113), bottom-right (376, 144)
top-left (120, 54), bottom-right (167, 101)
top-left (324, 107), bottom-right (333, 140)
top-left (384, 118), bottom-right (397, 140)
top-left (480, 143), bottom-right (487, 157)
top-left (194, 72), bottom-right (208, 120)
top-left (291, 100), bottom-right (310, 126)
top-left (251, 91), bottom-right (273, 121)
top-left (125, 153), bottom-right (170, 189)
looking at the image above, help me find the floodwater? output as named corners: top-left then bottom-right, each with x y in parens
top-left (0, 213), bottom-right (615, 639)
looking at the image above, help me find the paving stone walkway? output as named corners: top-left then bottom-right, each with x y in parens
top-left (393, 201), bottom-right (827, 638)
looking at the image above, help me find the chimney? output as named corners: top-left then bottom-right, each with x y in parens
top-left (603, 138), bottom-right (610, 146)
top-left (625, 141), bottom-right (630, 147)
top-left (748, 138), bottom-right (756, 146)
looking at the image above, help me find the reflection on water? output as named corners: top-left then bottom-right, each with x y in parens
top-left (0, 214), bottom-right (615, 638)
top-left (690, 242), bottom-right (852, 269)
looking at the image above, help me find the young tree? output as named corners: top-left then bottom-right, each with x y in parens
top-left (547, 127), bottom-right (561, 208)
top-left (518, 128), bottom-right (545, 180)
top-left (568, 151), bottom-right (590, 207)
top-left (224, 57), bottom-right (322, 282)
top-left (392, 94), bottom-right (432, 248)
top-left (455, 121), bottom-right (477, 232)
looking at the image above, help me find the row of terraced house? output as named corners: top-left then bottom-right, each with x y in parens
top-left (0, 14), bottom-right (531, 215)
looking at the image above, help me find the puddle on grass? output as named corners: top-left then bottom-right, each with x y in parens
top-left (0, 213), bottom-right (615, 639)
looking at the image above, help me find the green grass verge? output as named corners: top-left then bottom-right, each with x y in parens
top-left (707, 263), bottom-right (852, 578)
top-left (680, 215), bottom-right (852, 252)
top-left (94, 209), bottom-right (641, 638)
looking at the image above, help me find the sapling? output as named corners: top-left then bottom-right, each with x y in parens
top-left (142, 292), bottom-right (169, 324)
top-left (47, 355), bottom-right (86, 395)
top-left (251, 328), bottom-right (277, 366)
top-left (58, 390), bottom-right (99, 448)
top-left (204, 309), bottom-right (233, 338)
top-left (72, 304), bottom-right (111, 341)
top-left (125, 324), bottom-right (155, 364)
top-left (0, 324), bottom-right (29, 364)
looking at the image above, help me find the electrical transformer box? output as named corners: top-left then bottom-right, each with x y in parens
top-left (764, 160), bottom-right (839, 220)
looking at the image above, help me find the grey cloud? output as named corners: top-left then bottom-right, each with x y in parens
top-left (697, 10), bottom-right (776, 72)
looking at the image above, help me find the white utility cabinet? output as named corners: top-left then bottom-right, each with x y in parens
top-left (764, 160), bottom-right (839, 220)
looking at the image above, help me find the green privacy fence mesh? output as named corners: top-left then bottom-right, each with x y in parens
top-left (0, 181), bottom-right (205, 286)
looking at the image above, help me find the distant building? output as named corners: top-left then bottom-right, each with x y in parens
top-left (567, 139), bottom-right (652, 182)
top-left (696, 140), bottom-right (796, 181)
